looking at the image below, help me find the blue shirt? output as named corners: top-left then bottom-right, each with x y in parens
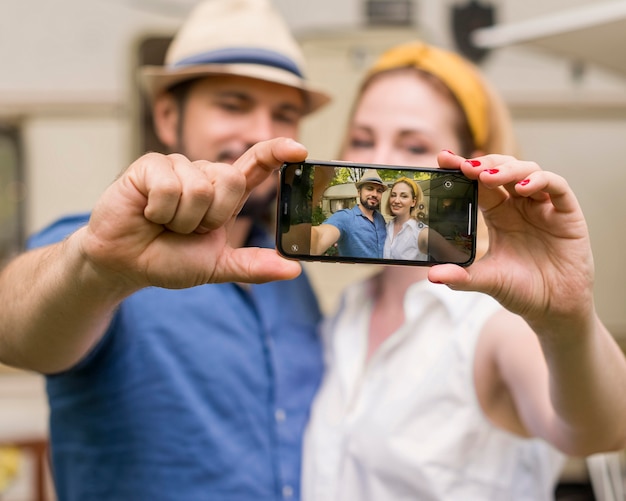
top-left (28, 214), bottom-right (323, 501)
top-left (324, 205), bottom-right (387, 258)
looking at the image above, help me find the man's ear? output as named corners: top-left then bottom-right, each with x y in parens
top-left (152, 93), bottom-right (179, 149)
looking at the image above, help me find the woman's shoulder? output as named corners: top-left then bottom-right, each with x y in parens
top-left (406, 218), bottom-right (427, 232)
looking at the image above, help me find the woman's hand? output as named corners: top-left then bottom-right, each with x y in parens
top-left (431, 151), bottom-right (594, 331)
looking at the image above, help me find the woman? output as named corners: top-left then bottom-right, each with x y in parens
top-left (383, 176), bottom-right (470, 263)
top-left (383, 177), bottom-right (428, 261)
top-left (301, 41), bottom-right (626, 500)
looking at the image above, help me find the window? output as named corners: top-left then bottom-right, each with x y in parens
top-left (0, 125), bottom-right (24, 265)
top-left (136, 35), bottom-right (173, 156)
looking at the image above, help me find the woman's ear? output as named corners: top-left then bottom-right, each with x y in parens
top-left (152, 93), bottom-right (179, 150)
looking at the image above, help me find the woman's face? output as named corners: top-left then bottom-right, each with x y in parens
top-left (342, 70), bottom-right (464, 167)
top-left (389, 182), bottom-right (416, 219)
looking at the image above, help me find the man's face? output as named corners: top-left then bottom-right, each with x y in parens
top-left (175, 75), bottom-right (305, 163)
top-left (156, 74), bottom-right (306, 210)
top-left (358, 183), bottom-right (385, 211)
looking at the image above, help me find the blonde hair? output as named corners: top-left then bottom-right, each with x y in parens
top-left (340, 41), bottom-right (517, 157)
top-left (386, 177), bottom-right (424, 217)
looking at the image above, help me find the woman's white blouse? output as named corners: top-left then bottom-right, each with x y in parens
top-left (383, 218), bottom-right (428, 261)
top-left (302, 279), bottom-right (565, 501)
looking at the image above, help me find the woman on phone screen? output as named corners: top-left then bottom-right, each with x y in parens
top-left (383, 177), bottom-right (428, 261)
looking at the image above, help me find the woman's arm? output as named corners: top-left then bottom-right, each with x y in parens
top-left (434, 151), bottom-right (626, 455)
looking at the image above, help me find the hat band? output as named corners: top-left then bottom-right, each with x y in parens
top-left (172, 47), bottom-right (304, 78)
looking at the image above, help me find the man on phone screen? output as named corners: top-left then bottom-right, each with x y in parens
top-left (311, 169), bottom-right (387, 258)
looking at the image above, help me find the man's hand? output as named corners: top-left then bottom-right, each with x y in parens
top-left (81, 138), bottom-right (307, 292)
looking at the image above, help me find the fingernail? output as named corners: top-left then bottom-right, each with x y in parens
top-left (518, 179), bottom-right (530, 186)
top-left (486, 169), bottom-right (499, 174)
top-left (465, 159), bottom-right (481, 167)
top-left (443, 149), bottom-right (455, 155)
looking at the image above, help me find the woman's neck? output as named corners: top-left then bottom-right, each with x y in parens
top-left (393, 213), bottom-right (411, 226)
top-left (366, 266), bottom-right (429, 361)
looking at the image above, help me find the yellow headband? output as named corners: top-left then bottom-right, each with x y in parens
top-left (393, 177), bottom-right (421, 200)
top-left (367, 41), bottom-right (488, 150)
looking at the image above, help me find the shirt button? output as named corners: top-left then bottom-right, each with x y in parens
top-left (282, 485), bottom-right (294, 498)
top-left (275, 408), bottom-right (286, 422)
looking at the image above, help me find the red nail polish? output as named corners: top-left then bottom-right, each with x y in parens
top-left (518, 179), bottom-right (530, 186)
top-left (443, 149), bottom-right (455, 155)
top-left (486, 169), bottom-right (499, 174)
top-left (466, 160), bottom-right (481, 167)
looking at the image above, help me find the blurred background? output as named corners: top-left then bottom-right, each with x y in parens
top-left (1, 0), bottom-right (625, 499)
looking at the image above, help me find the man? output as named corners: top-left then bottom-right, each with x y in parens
top-left (0, 1), bottom-right (330, 499)
top-left (311, 169), bottom-right (387, 257)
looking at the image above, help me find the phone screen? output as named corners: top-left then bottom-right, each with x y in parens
top-left (277, 160), bottom-right (478, 267)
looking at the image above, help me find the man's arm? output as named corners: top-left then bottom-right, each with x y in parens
top-left (0, 233), bottom-right (127, 373)
top-left (0, 138), bottom-right (306, 374)
top-left (310, 224), bottom-right (341, 255)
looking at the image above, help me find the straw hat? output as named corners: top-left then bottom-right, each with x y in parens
top-left (140, 0), bottom-right (331, 114)
top-left (355, 169), bottom-right (387, 191)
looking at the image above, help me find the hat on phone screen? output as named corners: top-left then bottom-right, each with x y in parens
top-left (356, 169), bottom-right (387, 191)
top-left (139, 0), bottom-right (331, 114)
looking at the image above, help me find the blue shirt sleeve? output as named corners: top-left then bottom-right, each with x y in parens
top-left (27, 213), bottom-right (90, 249)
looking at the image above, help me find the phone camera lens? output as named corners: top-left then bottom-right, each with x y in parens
top-left (443, 179), bottom-right (454, 190)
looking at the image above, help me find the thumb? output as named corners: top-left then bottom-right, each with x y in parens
top-left (217, 247), bottom-right (302, 284)
top-left (427, 263), bottom-right (487, 294)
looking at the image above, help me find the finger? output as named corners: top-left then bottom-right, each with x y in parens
top-left (428, 263), bottom-right (471, 289)
top-left (194, 161), bottom-right (246, 232)
top-left (216, 247), bottom-right (302, 283)
top-left (436, 150), bottom-right (514, 171)
top-left (163, 156), bottom-right (217, 233)
top-left (437, 149), bottom-right (467, 170)
top-left (514, 170), bottom-right (581, 214)
top-left (233, 137), bottom-right (308, 209)
top-left (135, 153), bottom-right (185, 225)
top-left (428, 261), bottom-right (499, 296)
top-left (463, 155), bottom-right (545, 212)
top-left (437, 151), bottom-right (510, 212)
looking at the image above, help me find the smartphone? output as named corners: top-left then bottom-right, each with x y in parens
top-left (276, 160), bottom-right (478, 267)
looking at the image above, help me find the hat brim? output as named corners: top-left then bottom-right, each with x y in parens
top-left (140, 63), bottom-right (331, 115)
top-left (356, 180), bottom-right (388, 190)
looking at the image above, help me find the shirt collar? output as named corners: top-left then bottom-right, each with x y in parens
top-left (340, 273), bottom-right (491, 324)
top-left (404, 280), bottom-right (491, 323)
